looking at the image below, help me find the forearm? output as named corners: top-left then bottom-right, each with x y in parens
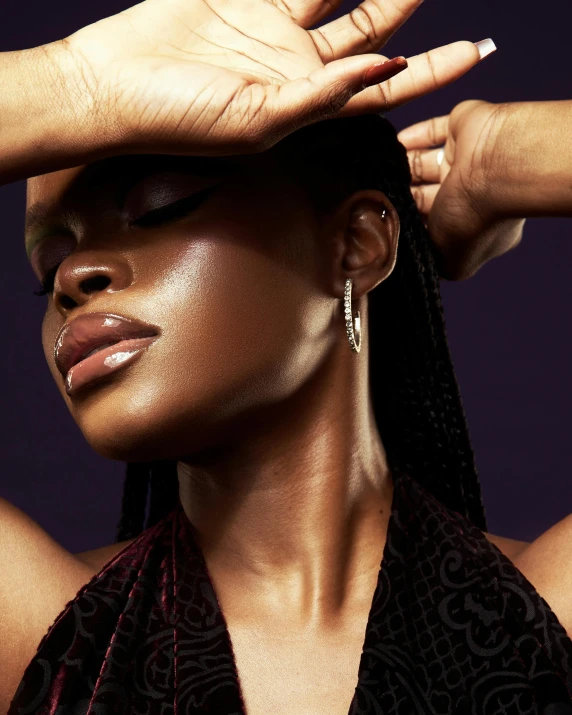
top-left (0, 43), bottom-right (113, 185)
top-left (492, 101), bottom-right (572, 218)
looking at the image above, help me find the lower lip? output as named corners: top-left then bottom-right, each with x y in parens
top-left (65, 336), bottom-right (158, 397)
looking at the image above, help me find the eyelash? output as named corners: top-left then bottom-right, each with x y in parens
top-left (128, 186), bottom-right (216, 228)
top-left (33, 186), bottom-right (216, 297)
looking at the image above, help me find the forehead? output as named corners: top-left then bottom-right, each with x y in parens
top-left (27, 153), bottom-right (252, 197)
top-left (27, 165), bottom-right (84, 207)
top-left (26, 154), bottom-right (251, 209)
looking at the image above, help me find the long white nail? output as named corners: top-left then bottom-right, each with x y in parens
top-left (475, 38), bottom-right (497, 60)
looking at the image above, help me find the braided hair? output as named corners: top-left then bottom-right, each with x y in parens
top-left (114, 113), bottom-right (487, 543)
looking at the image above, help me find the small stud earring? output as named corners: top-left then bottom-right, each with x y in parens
top-left (381, 209), bottom-right (387, 219)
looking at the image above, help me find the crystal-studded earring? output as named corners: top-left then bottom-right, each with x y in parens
top-left (344, 278), bottom-right (361, 353)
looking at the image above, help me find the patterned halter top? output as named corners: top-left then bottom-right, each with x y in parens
top-left (8, 471), bottom-right (572, 714)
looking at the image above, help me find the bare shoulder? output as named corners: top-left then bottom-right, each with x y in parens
top-left (483, 515), bottom-right (572, 639)
top-left (0, 496), bottom-right (133, 711)
top-left (482, 530), bottom-right (530, 561)
top-left (74, 537), bottom-right (137, 571)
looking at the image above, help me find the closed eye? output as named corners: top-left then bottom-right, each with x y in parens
top-left (33, 185), bottom-right (220, 297)
top-left (128, 185), bottom-right (218, 228)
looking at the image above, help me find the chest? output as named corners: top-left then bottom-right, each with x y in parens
top-left (227, 627), bottom-right (364, 715)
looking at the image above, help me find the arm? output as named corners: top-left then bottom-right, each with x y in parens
top-left (400, 101), bottom-right (572, 637)
top-left (0, 45), bottom-right (110, 185)
top-left (0, 497), bottom-right (94, 711)
top-left (0, 0), bottom-right (494, 188)
top-left (511, 513), bottom-right (572, 640)
top-left (489, 100), bottom-right (572, 218)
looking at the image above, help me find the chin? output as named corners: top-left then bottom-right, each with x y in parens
top-left (67, 374), bottom-right (184, 462)
top-left (69, 371), bottom-right (232, 463)
top-left (65, 347), bottom-right (296, 461)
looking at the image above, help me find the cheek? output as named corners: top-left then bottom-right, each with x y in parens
top-left (47, 203), bottom-right (332, 461)
top-left (91, 225), bottom-right (329, 459)
top-left (150, 229), bottom-right (326, 408)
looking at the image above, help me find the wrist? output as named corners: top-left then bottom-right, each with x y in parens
top-left (484, 101), bottom-right (572, 218)
top-left (0, 42), bottom-right (117, 184)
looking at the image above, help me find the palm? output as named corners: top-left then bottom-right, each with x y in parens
top-left (121, 0), bottom-right (320, 80)
top-left (63, 0), bottom-right (483, 155)
top-left (93, 0), bottom-right (323, 150)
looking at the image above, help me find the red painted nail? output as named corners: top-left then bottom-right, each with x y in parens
top-left (363, 56), bottom-right (408, 87)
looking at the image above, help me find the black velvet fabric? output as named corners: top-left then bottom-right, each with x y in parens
top-left (8, 472), bottom-right (572, 714)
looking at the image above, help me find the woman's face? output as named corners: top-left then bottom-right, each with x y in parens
top-left (25, 150), bottom-right (344, 461)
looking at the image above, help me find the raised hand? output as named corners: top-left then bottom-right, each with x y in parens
top-left (48, 0), bottom-right (494, 158)
top-left (398, 99), bottom-right (526, 280)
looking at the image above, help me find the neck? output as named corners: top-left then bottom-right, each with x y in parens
top-left (176, 334), bottom-right (393, 629)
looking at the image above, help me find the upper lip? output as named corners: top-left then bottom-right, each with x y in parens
top-left (54, 312), bottom-right (160, 378)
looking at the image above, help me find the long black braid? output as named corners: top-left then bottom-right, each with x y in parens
top-left (115, 113), bottom-right (487, 543)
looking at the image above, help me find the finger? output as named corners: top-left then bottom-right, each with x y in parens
top-left (408, 147), bottom-right (446, 184)
top-left (260, 54), bottom-right (408, 141)
top-left (267, 0), bottom-right (346, 32)
top-left (309, 0), bottom-right (424, 62)
top-left (336, 40), bottom-right (491, 117)
top-left (411, 184), bottom-right (440, 216)
top-left (398, 116), bottom-right (449, 150)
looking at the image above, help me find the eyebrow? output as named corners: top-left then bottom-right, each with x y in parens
top-left (24, 154), bottom-right (243, 259)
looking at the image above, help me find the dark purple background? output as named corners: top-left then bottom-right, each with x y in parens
top-left (1, 0), bottom-right (570, 552)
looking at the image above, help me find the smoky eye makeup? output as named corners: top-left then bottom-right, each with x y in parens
top-left (122, 171), bottom-right (222, 226)
top-left (28, 160), bottom-right (237, 296)
top-left (128, 186), bottom-right (220, 228)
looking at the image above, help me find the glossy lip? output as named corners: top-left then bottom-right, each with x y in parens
top-left (54, 312), bottom-right (161, 381)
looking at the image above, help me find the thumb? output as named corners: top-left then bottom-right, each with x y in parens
top-left (258, 56), bottom-right (408, 143)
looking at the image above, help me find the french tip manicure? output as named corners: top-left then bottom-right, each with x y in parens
top-left (475, 38), bottom-right (497, 60)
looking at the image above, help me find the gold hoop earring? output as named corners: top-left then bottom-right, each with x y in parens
top-left (344, 278), bottom-right (361, 353)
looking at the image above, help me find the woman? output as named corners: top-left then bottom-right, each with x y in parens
top-left (7, 1), bottom-right (570, 714)
top-left (15, 114), bottom-right (556, 715)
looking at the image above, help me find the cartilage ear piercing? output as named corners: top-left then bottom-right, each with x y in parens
top-left (381, 209), bottom-right (387, 219)
top-left (344, 278), bottom-right (361, 353)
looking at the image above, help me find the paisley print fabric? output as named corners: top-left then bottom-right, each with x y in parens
top-left (8, 472), bottom-right (572, 714)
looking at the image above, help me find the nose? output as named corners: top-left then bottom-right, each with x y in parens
top-left (53, 252), bottom-right (133, 314)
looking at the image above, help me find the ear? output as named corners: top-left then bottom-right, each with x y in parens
top-left (324, 189), bottom-right (400, 300)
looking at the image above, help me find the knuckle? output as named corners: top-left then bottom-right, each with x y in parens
top-left (411, 150), bottom-right (423, 182)
top-left (428, 117), bottom-right (439, 146)
top-left (310, 29), bottom-right (336, 64)
top-left (424, 51), bottom-right (439, 89)
top-left (412, 187), bottom-right (425, 213)
top-left (348, 7), bottom-right (381, 53)
top-left (372, 82), bottom-right (391, 113)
